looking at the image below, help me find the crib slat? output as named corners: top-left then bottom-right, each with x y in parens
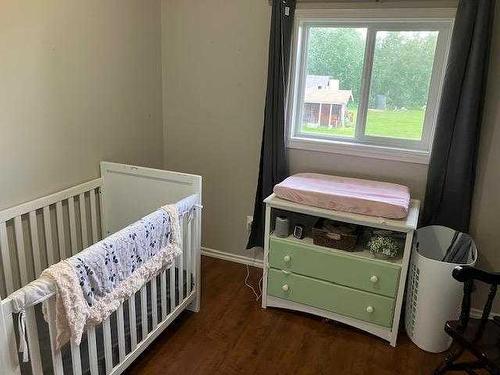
top-left (43, 206), bottom-right (56, 266)
top-left (97, 187), bottom-right (107, 237)
top-left (87, 327), bottom-right (99, 375)
top-left (79, 193), bottom-right (89, 248)
top-left (178, 250), bottom-right (184, 301)
top-left (89, 189), bottom-right (99, 243)
top-left (169, 265), bottom-right (176, 312)
top-left (26, 307), bottom-right (43, 375)
top-left (0, 222), bottom-right (14, 295)
top-left (71, 342), bottom-right (83, 375)
top-left (103, 318), bottom-right (113, 374)
top-left (14, 216), bottom-right (29, 285)
top-left (128, 293), bottom-right (137, 350)
top-left (161, 269), bottom-right (167, 319)
top-left (28, 212), bottom-right (43, 278)
top-left (141, 286), bottom-right (148, 339)
top-left (117, 305), bottom-right (126, 361)
top-left (47, 296), bottom-right (64, 375)
top-left (151, 276), bottom-right (158, 328)
top-left (68, 197), bottom-right (78, 255)
top-left (55, 201), bottom-right (67, 260)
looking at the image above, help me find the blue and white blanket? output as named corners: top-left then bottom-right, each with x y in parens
top-left (36, 195), bottom-right (198, 349)
top-left (72, 208), bottom-right (175, 307)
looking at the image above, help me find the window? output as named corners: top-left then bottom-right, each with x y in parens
top-left (287, 9), bottom-right (454, 163)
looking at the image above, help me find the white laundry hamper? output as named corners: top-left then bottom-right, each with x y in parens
top-left (405, 225), bottom-right (477, 353)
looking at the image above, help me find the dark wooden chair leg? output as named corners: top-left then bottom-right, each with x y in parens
top-left (434, 343), bottom-right (464, 375)
top-left (436, 267), bottom-right (500, 374)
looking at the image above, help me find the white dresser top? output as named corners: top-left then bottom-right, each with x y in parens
top-left (264, 194), bottom-right (420, 233)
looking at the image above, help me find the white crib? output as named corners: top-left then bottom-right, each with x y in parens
top-left (0, 162), bottom-right (202, 375)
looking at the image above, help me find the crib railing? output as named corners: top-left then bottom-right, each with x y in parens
top-left (0, 206), bottom-right (201, 375)
top-left (0, 178), bottom-right (104, 298)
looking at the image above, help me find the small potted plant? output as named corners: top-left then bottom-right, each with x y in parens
top-left (368, 235), bottom-right (400, 259)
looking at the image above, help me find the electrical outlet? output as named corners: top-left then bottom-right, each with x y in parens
top-left (246, 216), bottom-right (253, 232)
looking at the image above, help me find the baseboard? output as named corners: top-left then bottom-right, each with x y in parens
top-left (201, 247), bottom-right (263, 268)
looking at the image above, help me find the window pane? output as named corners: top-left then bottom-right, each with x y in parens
top-left (365, 31), bottom-right (439, 140)
top-left (299, 27), bottom-right (367, 138)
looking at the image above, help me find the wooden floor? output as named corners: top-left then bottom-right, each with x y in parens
top-left (127, 256), bottom-right (448, 375)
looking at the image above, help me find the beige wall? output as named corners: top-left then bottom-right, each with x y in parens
top-left (162, 0), bottom-right (499, 310)
top-left (1, 0), bottom-right (497, 312)
top-left (469, 1), bottom-right (500, 311)
top-left (161, 0), bottom-right (271, 259)
top-left (0, 0), bottom-right (164, 211)
top-left (161, 0), bottom-right (430, 258)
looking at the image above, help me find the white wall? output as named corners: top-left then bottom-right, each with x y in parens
top-left (0, 0), bottom-right (164, 211)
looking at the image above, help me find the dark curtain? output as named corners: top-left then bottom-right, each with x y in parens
top-left (247, 0), bottom-right (296, 249)
top-left (422, 0), bottom-right (496, 232)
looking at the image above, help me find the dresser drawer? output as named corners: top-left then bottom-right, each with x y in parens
top-left (269, 237), bottom-right (401, 297)
top-left (268, 268), bottom-right (395, 327)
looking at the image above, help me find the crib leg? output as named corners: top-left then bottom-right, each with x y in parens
top-left (188, 244), bottom-right (201, 312)
top-left (188, 206), bottom-right (202, 313)
top-left (189, 284), bottom-right (201, 312)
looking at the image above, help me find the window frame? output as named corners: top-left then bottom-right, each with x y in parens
top-left (286, 8), bottom-right (455, 164)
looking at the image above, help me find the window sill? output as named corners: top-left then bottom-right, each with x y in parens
top-left (287, 137), bottom-right (431, 165)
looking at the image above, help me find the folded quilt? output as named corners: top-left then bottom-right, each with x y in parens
top-left (40, 204), bottom-right (182, 349)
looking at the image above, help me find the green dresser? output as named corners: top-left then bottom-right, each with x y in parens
top-left (269, 236), bottom-right (401, 298)
top-left (268, 268), bottom-right (395, 327)
top-left (262, 194), bottom-right (420, 347)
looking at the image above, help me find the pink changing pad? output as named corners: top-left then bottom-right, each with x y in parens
top-left (274, 173), bottom-right (410, 219)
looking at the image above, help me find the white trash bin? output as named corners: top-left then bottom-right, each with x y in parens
top-left (405, 225), bottom-right (477, 353)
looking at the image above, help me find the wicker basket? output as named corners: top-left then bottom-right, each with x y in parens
top-left (312, 219), bottom-right (359, 251)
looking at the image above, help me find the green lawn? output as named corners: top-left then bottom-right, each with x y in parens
top-left (302, 109), bottom-right (425, 140)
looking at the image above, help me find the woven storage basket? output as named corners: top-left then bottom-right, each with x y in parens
top-left (312, 219), bottom-right (359, 251)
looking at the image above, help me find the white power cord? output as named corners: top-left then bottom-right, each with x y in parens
top-left (258, 272), bottom-right (263, 296)
top-left (244, 264), bottom-right (262, 301)
top-left (243, 245), bottom-right (264, 301)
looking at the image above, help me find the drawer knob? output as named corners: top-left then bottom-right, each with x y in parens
top-left (366, 306), bottom-right (374, 313)
top-left (370, 275), bottom-right (379, 283)
top-left (282, 284), bottom-right (290, 292)
top-left (283, 255), bottom-right (291, 263)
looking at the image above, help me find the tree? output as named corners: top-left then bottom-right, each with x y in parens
top-left (306, 28), bottom-right (366, 102)
top-left (369, 32), bottom-right (438, 109)
top-left (306, 28), bottom-right (438, 109)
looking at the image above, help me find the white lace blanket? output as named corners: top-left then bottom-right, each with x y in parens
top-left (40, 204), bottom-right (182, 349)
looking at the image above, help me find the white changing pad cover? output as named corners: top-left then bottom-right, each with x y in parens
top-left (273, 173), bottom-right (410, 219)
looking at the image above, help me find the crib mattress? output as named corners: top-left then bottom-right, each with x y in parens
top-left (273, 173), bottom-right (410, 219)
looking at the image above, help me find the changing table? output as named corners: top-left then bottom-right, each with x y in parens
top-left (261, 193), bottom-right (420, 347)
